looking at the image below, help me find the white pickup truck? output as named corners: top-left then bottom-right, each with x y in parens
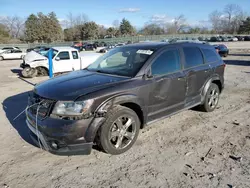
top-left (20, 47), bottom-right (101, 78)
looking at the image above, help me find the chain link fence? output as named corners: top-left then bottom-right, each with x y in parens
top-left (0, 34), bottom-right (238, 51)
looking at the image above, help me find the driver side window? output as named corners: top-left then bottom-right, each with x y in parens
top-left (57, 51), bottom-right (70, 60)
top-left (151, 49), bottom-right (181, 76)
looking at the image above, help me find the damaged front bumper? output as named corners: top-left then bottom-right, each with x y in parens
top-left (25, 110), bottom-right (105, 155)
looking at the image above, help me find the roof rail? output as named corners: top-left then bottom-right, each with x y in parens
top-left (169, 40), bottom-right (208, 44)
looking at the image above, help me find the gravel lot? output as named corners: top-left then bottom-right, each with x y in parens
top-left (0, 50), bottom-right (249, 188)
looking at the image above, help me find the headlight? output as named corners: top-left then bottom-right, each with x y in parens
top-left (52, 99), bottom-right (94, 116)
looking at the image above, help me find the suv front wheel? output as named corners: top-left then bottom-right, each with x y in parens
top-left (96, 106), bottom-right (140, 155)
top-left (201, 83), bottom-right (220, 112)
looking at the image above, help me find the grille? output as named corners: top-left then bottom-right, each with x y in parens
top-left (28, 92), bottom-right (55, 119)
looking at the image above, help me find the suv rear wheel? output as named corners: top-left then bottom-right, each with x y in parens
top-left (96, 106), bottom-right (140, 155)
top-left (201, 83), bottom-right (220, 112)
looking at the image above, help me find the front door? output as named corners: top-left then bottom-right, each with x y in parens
top-left (53, 51), bottom-right (73, 73)
top-left (3, 50), bottom-right (13, 59)
top-left (147, 48), bottom-right (186, 122)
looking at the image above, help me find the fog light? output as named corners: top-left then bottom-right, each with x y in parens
top-left (50, 141), bottom-right (58, 150)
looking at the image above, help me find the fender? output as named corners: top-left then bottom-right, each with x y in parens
top-left (28, 60), bottom-right (49, 69)
top-left (201, 75), bottom-right (221, 103)
top-left (84, 94), bottom-right (145, 142)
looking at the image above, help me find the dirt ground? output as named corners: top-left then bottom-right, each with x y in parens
top-left (0, 50), bottom-right (249, 188)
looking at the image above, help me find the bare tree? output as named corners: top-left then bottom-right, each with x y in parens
top-left (0, 16), bottom-right (25, 38)
top-left (224, 4), bottom-right (244, 33)
top-left (166, 15), bottom-right (187, 34)
top-left (66, 12), bottom-right (89, 28)
top-left (64, 12), bottom-right (89, 41)
top-left (209, 4), bottom-right (245, 34)
top-left (173, 15), bottom-right (187, 32)
top-left (74, 13), bottom-right (89, 26)
top-left (209, 10), bottom-right (223, 33)
top-left (224, 4), bottom-right (241, 25)
top-left (112, 20), bottom-right (120, 28)
top-left (14, 17), bottom-right (25, 38)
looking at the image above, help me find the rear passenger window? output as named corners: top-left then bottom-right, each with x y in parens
top-left (202, 49), bottom-right (219, 63)
top-left (72, 51), bottom-right (79, 59)
top-left (151, 49), bottom-right (181, 75)
top-left (183, 47), bottom-right (204, 68)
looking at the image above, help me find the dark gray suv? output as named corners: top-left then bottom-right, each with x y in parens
top-left (25, 42), bottom-right (225, 155)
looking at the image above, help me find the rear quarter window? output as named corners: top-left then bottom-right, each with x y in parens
top-left (183, 47), bottom-right (204, 68)
top-left (201, 48), bottom-right (220, 63)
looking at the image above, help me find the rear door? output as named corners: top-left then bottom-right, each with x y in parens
top-left (13, 50), bottom-right (23, 58)
top-left (182, 46), bottom-right (211, 106)
top-left (53, 51), bottom-right (73, 73)
top-left (147, 48), bottom-right (186, 122)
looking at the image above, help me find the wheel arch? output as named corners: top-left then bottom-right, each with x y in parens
top-left (85, 94), bottom-right (146, 142)
top-left (36, 66), bottom-right (49, 73)
top-left (201, 76), bottom-right (223, 102)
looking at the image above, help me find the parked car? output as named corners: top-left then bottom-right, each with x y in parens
top-left (213, 44), bottom-right (229, 57)
top-left (99, 46), bottom-right (114, 53)
top-left (0, 49), bottom-right (26, 61)
top-left (25, 42), bottom-right (225, 155)
top-left (116, 43), bottom-right (126, 47)
top-left (83, 44), bottom-right (97, 51)
top-left (227, 37), bottom-right (238, 42)
top-left (219, 36), bottom-right (229, 42)
top-left (71, 45), bottom-right (81, 52)
top-left (235, 36), bottom-right (244, 41)
top-left (210, 37), bottom-right (222, 42)
top-left (244, 36), bottom-right (250, 41)
top-left (0, 47), bottom-right (20, 53)
top-left (26, 46), bottom-right (47, 53)
top-left (20, 47), bottom-right (101, 78)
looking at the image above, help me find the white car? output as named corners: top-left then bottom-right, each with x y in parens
top-left (20, 47), bottom-right (102, 78)
top-left (0, 47), bottom-right (20, 54)
top-left (232, 37), bottom-right (238, 42)
top-left (0, 49), bottom-right (26, 61)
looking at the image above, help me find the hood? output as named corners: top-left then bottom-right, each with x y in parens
top-left (34, 70), bottom-right (129, 101)
top-left (24, 51), bottom-right (47, 63)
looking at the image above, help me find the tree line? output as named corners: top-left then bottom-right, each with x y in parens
top-left (1, 3), bottom-right (250, 43)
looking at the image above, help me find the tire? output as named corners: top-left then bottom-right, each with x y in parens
top-left (96, 105), bottom-right (140, 155)
top-left (37, 67), bottom-right (48, 77)
top-left (200, 83), bottom-right (220, 112)
top-left (0, 56), bottom-right (3, 61)
top-left (21, 67), bottom-right (38, 78)
top-left (20, 55), bottom-right (24, 59)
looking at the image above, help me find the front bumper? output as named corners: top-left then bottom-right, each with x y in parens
top-left (25, 110), bottom-right (105, 155)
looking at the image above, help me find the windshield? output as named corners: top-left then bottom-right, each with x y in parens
top-left (44, 49), bottom-right (58, 59)
top-left (87, 47), bottom-right (154, 77)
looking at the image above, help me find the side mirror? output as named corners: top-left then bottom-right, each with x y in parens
top-left (143, 70), bottom-right (154, 80)
top-left (55, 57), bottom-right (60, 61)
